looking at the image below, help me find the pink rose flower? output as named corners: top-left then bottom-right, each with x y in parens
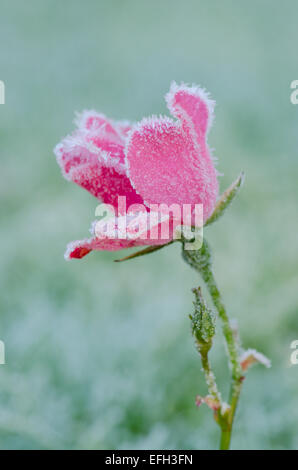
top-left (55, 82), bottom-right (219, 259)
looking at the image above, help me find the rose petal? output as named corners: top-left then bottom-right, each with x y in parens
top-left (125, 82), bottom-right (219, 221)
top-left (75, 110), bottom-right (121, 138)
top-left (195, 395), bottom-right (221, 411)
top-left (166, 81), bottom-right (215, 142)
top-left (240, 349), bottom-right (271, 371)
top-left (64, 237), bottom-right (139, 259)
top-left (65, 210), bottom-right (174, 259)
top-left (54, 113), bottom-right (143, 209)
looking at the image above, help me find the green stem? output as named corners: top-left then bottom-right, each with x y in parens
top-left (219, 389), bottom-right (241, 450)
top-left (220, 428), bottom-right (231, 450)
top-left (200, 268), bottom-right (241, 380)
top-left (182, 240), bottom-right (244, 450)
top-left (202, 268), bottom-right (243, 449)
top-left (200, 348), bottom-right (221, 405)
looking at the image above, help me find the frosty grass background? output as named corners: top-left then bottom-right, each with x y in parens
top-left (1, 0), bottom-right (298, 450)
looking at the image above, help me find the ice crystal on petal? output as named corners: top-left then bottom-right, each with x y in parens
top-left (55, 82), bottom-right (220, 259)
top-left (195, 395), bottom-right (221, 411)
top-left (65, 209), bottom-right (173, 260)
top-left (54, 111), bottom-right (143, 210)
top-left (126, 83), bottom-right (219, 222)
top-left (240, 349), bottom-right (271, 371)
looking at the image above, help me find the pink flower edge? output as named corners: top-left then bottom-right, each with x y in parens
top-left (55, 82), bottom-right (220, 260)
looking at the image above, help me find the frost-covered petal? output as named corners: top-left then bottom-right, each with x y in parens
top-left (54, 113), bottom-right (143, 209)
top-left (76, 110), bottom-right (132, 143)
top-left (116, 120), bottom-right (132, 138)
top-left (166, 81), bottom-right (215, 143)
top-left (240, 349), bottom-right (271, 371)
top-left (125, 83), bottom-right (219, 222)
top-left (69, 162), bottom-right (144, 209)
top-left (65, 210), bottom-right (174, 260)
top-left (195, 395), bottom-right (221, 411)
top-left (75, 110), bottom-right (122, 139)
top-left (64, 237), bottom-right (140, 259)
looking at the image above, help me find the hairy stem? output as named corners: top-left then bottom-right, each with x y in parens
top-left (200, 348), bottom-right (221, 404)
top-left (182, 240), bottom-right (244, 450)
top-left (201, 262), bottom-right (243, 449)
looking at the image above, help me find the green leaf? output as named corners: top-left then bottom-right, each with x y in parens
top-left (205, 171), bottom-right (245, 227)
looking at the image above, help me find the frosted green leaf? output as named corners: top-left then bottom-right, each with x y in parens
top-left (204, 172), bottom-right (245, 227)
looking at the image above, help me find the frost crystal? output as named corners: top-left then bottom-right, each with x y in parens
top-left (55, 83), bottom-right (220, 259)
top-left (240, 349), bottom-right (271, 371)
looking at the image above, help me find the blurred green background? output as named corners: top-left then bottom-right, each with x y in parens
top-left (0, 0), bottom-right (298, 450)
